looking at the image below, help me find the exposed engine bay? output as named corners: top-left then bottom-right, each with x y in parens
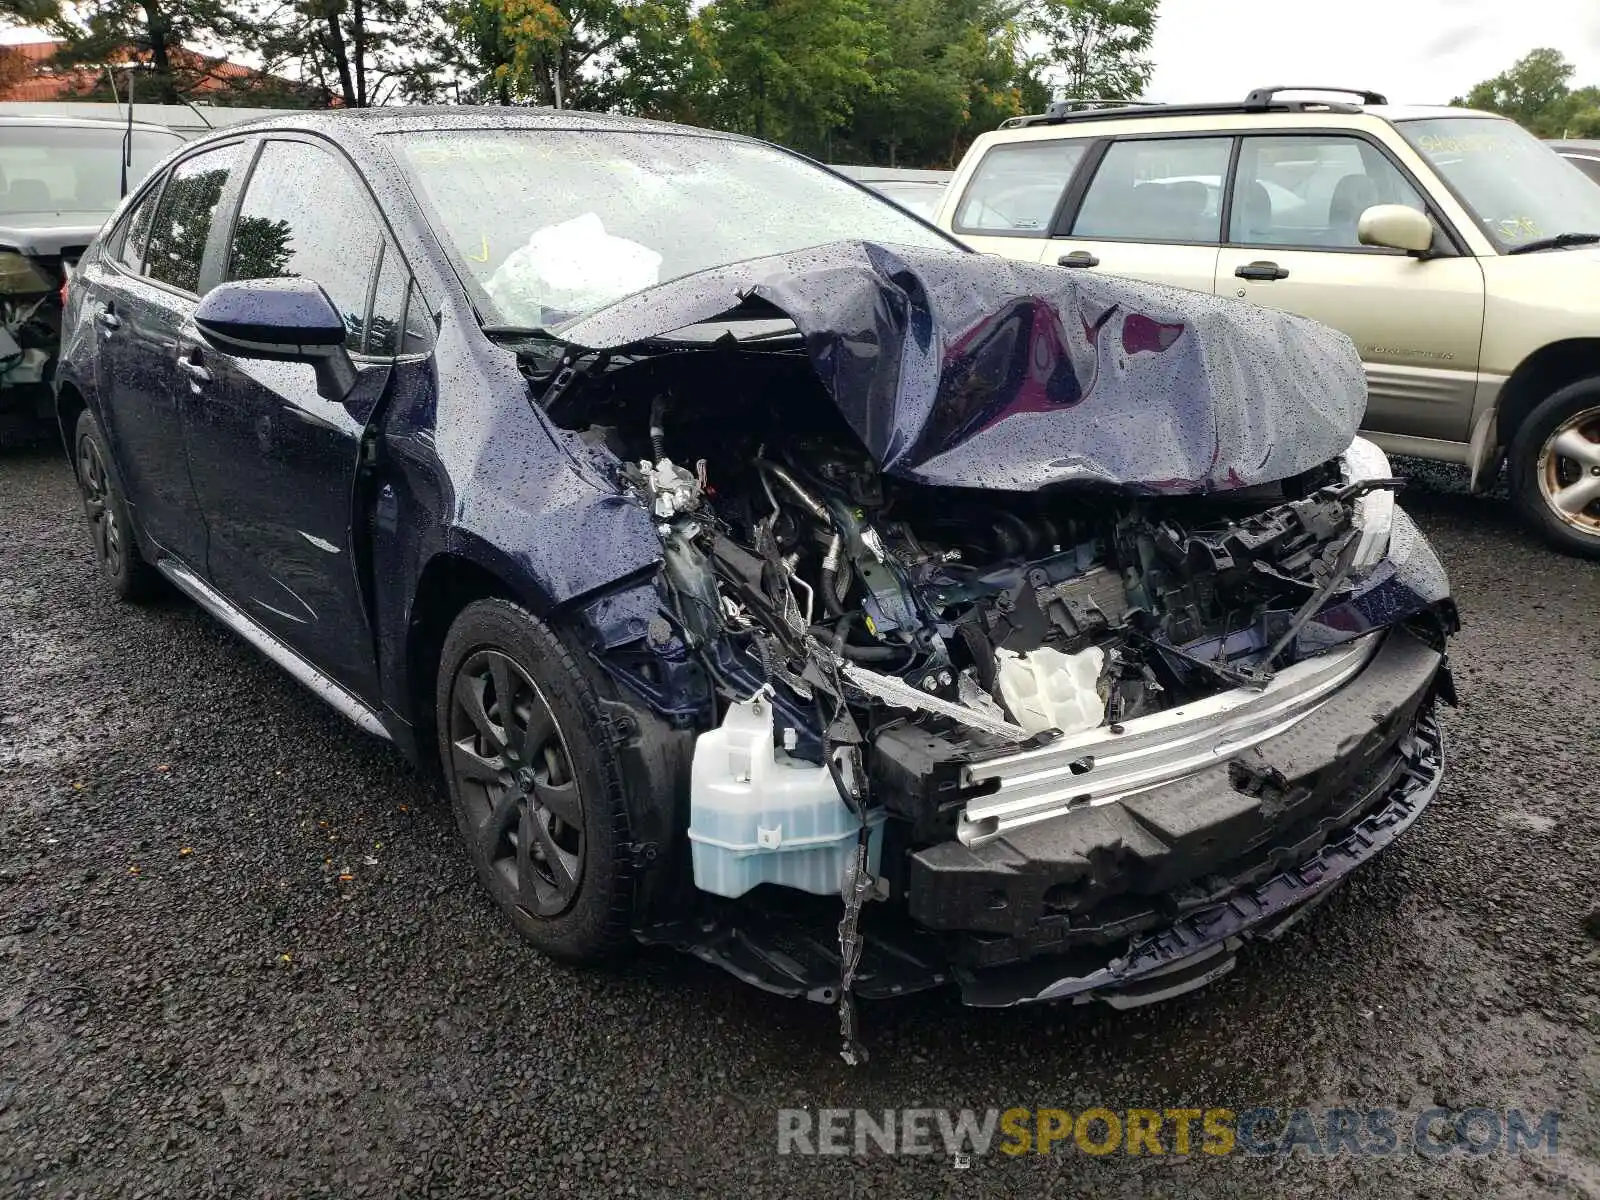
top-left (0, 243), bottom-right (74, 440)
top-left (522, 241), bottom-right (1457, 1055)
top-left (563, 348), bottom-right (1402, 784)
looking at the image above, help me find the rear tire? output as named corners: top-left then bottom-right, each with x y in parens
top-left (435, 598), bottom-right (635, 963)
top-left (73, 408), bottom-right (162, 601)
top-left (1508, 379), bottom-right (1600, 560)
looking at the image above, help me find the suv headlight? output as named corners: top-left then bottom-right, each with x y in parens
top-left (1342, 436), bottom-right (1396, 568)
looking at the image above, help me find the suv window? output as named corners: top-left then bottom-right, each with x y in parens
top-left (1072, 137), bottom-right (1232, 243)
top-left (143, 144), bottom-right (242, 294)
top-left (954, 141), bottom-right (1087, 235)
top-left (227, 139), bottom-right (388, 352)
top-left (1230, 135), bottom-right (1425, 249)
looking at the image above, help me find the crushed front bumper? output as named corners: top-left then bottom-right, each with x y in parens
top-left (907, 626), bottom-right (1446, 966)
top-left (955, 709), bottom-right (1442, 1006)
top-left (641, 627), bottom-right (1448, 1010)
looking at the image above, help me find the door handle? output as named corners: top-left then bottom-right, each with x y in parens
top-left (1057, 251), bottom-right (1100, 269)
top-left (95, 307), bottom-right (120, 331)
top-left (1235, 261), bottom-right (1290, 281)
top-left (177, 354), bottom-right (211, 386)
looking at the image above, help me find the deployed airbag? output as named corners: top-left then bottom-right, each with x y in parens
top-left (487, 213), bottom-right (662, 327)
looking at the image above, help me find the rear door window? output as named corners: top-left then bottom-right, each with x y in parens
top-left (226, 139), bottom-right (390, 353)
top-left (1229, 135), bottom-right (1426, 249)
top-left (1071, 137), bottom-right (1233, 243)
top-left (111, 183), bottom-right (163, 273)
top-left (142, 144), bottom-right (243, 294)
top-left (953, 141), bottom-right (1088, 236)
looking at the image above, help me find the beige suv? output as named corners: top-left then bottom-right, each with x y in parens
top-left (934, 87), bottom-right (1600, 558)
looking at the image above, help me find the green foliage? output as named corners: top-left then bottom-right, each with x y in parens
top-left (0, 0), bottom-right (62, 27)
top-left (248, 0), bottom-right (446, 106)
top-left (834, 0), bottom-right (1038, 166)
top-left (436, 0), bottom-right (704, 111)
top-left (1028, 0), bottom-right (1156, 103)
top-left (6, 0), bottom-right (1133, 164)
top-left (1452, 48), bottom-right (1600, 138)
top-left (229, 215), bottom-right (295, 280)
top-left (693, 0), bottom-right (881, 152)
top-left (1569, 87), bottom-right (1600, 138)
top-left (45, 0), bottom-right (252, 103)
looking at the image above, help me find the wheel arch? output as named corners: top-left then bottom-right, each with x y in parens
top-left (402, 550), bottom-right (524, 780)
top-left (1494, 339), bottom-right (1600, 449)
top-left (55, 381), bottom-right (88, 472)
top-left (401, 546), bottom-right (695, 917)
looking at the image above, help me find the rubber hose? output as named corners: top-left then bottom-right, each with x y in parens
top-left (832, 614), bottom-right (898, 662)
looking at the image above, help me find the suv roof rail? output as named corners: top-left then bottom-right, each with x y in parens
top-left (1243, 86), bottom-right (1388, 109)
top-left (1045, 98), bottom-right (1160, 115)
top-left (998, 86), bottom-right (1389, 129)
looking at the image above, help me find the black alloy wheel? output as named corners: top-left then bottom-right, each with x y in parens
top-left (73, 408), bottom-right (160, 601)
top-left (77, 429), bottom-right (125, 581)
top-left (435, 599), bottom-right (636, 962)
top-left (447, 648), bottom-right (585, 918)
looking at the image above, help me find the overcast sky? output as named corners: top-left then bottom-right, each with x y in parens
top-left (1150, 0), bottom-right (1600, 104)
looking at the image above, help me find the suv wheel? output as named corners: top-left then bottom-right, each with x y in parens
top-left (435, 598), bottom-right (635, 962)
top-left (1509, 380), bottom-right (1600, 560)
top-left (73, 409), bottom-right (162, 601)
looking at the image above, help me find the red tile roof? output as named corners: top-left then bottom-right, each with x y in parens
top-left (0, 39), bottom-right (291, 101)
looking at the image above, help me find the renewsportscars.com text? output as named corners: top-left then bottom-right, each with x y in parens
top-left (776, 1107), bottom-right (1561, 1158)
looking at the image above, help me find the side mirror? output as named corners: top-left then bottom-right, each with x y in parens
top-left (1357, 204), bottom-right (1435, 256)
top-left (194, 277), bottom-right (357, 400)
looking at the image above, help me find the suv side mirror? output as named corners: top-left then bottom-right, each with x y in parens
top-left (1358, 205), bottom-right (1435, 256)
top-left (194, 277), bottom-right (357, 401)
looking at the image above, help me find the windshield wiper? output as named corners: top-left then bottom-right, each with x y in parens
top-left (481, 325), bottom-right (559, 339)
top-left (1506, 231), bottom-right (1600, 255)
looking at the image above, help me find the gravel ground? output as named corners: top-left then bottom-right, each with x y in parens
top-left (2, 446), bottom-right (1598, 1198)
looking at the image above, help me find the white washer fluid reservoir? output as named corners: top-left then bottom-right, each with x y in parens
top-left (688, 696), bottom-right (883, 899)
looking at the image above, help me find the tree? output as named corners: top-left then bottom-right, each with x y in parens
top-left (440, 0), bottom-right (563, 104)
top-left (248, 0), bottom-right (446, 107)
top-left (44, 0), bottom-right (252, 104)
top-left (435, 0), bottom-right (702, 111)
top-left (837, 0), bottom-right (1043, 166)
top-left (1027, 0), bottom-right (1156, 103)
top-left (1451, 47), bottom-right (1600, 138)
top-left (587, 0), bottom-right (708, 120)
top-left (0, 0), bottom-right (61, 27)
top-left (695, 0), bottom-right (881, 153)
top-left (1570, 86), bottom-right (1600, 138)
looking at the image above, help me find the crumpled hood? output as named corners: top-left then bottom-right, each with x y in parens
top-left (557, 241), bottom-right (1368, 493)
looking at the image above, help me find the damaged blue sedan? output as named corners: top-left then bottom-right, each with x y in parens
top-left (55, 110), bottom-right (1457, 1052)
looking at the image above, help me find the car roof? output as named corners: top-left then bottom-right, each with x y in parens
top-left (0, 112), bottom-right (179, 135)
top-left (186, 105), bottom-right (754, 147)
top-left (996, 95), bottom-right (1499, 135)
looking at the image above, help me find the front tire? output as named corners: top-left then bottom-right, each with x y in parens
top-left (435, 598), bottom-right (635, 962)
top-left (1508, 380), bottom-right (1600, 560)
top-left (73, 408), bottom-right (162, 601)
